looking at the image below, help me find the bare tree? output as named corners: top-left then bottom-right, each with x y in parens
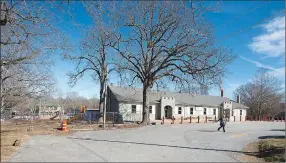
top-left (234, 68), bottom-right (284, 119)
top-left (1, 62), bottom-right (55, 110)
top-left (0, 0), bottom-right (72, 112)
top-left (174, 81), bottom-right (209, 95)
top-left (65, 1), bottom-right (116, 122)
top-left (108, 1), bottom-right (234, 125)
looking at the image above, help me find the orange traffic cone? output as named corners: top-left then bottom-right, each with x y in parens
top-left (61, 120), bottom-right (68, 132)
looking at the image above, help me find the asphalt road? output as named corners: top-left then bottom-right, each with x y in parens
top-left (9, 122), bottom-right (285, 162)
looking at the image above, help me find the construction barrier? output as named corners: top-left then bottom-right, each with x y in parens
top-left (61, 120), bottom-right (68, 132)
top-left (80, 106), bottom-right (86, 113)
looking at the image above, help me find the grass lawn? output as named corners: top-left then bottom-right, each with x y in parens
top-left (258, 138), bottom-right (285, 162)
top-left (243, 138), bottom-right (285, 162)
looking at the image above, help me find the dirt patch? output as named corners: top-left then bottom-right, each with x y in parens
top-left (0, 119), bottom-right (85, 162)
top-left (1, 120), bottom-right (141, 162)
top-left (115, 123), bottom-right (140, 129)
top-left (240, 139), bottom-right (286, 162)
top-left (239, 141), bottom-right (265, 162)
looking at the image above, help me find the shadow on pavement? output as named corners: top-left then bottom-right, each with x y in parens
top-left (270, 129), bottom-right (285, 132)
top-left (256, 135), bottom-right (285, 162)
top-left (258, 136), bottom-right (285, 139)
top-left (69, 137), bottom-right (259, 156)
top-left (196, 130), bottom-right (217, 132)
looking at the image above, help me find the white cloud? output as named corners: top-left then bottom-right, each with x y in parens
top-left (263, 16), bottom-right (285, 33)
top-left (240, 56), bottom-right (276, 70)
top-left (270, 67), bottom-right (285, 79)
top-left (248, 15), bottom-right (285, 58)
top-left (240, 56), bottom-right (285, 79)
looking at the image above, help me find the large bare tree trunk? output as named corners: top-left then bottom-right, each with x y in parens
top-left (98, 82), bottom-right (105, 122)
top-left (141, 84), bottom-right (150, 125)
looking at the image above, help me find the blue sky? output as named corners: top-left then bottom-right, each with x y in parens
top-left (50, 1), bottom-right (285, 100)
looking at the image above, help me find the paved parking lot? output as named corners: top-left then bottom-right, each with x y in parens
top-left (9, 122), bottom-right (285, 162)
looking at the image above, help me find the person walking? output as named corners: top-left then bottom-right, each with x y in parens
top-left (217, 116), bottom-right (226, 132)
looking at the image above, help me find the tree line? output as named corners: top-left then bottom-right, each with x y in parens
top-left (234, 68), bottom-right (284, 120)
top-left (1, 1), bottom-right (283, 125)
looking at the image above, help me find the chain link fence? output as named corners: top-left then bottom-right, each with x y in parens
top-left (1, 109), bottom-right (139, 125)
top-left (66, 111), bottom-right (138, 125)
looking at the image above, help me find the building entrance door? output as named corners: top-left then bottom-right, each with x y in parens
top-left (164, 105), bottom-right (173, 119)
top-left (224, 109), bottom-right (230, 121)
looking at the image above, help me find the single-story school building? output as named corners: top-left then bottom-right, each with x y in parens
top-left (106, 85), bottom-right (248, 123)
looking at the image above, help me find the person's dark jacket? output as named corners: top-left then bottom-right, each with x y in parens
top-left (219, 117), bottom-right (225, 126)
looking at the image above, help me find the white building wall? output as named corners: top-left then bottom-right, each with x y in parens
top-left (229, 109), bottom-right (247, 122)
top-left (241, 109), bottom-right (246, 121)
top-left (117, 101), bottom-right (243, 122)
top-left (161, 97), bottom-right (176, 118)
top-left (172, 106), bottom-right (219, 120)
top-left (192, 106), bottom-right (219, 120)
top-left (173, 106), bottom-right (184, 119)
top-left (149, 105), bottom-right (156, 121)
top-left (223, 101), bottom-right (233, 110)
top-left (118, 103), bottom-right (156, 122)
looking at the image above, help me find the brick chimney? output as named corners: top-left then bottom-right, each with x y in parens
top-left (236, 95), bottom-right (240, 103)
top-left (219, 79), bottom-right (223, 97)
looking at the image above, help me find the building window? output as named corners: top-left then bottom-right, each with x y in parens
top-left (203, 108), bottom-right (206, 115)
top-left (240, 110), bottom-right (242, 116)
top-left (213, 109), bottom-right (216, 115)
top-left (178, 107), bottom-right (182, 114)
top-left (132, 105), bottom-right (136, 113)
top-left (149, 106), bottom-right (152, 114)
top-left (190, 108), bottom-right (193, 115)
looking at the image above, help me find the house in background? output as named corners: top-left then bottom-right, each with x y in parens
top-left (106, 85), bottom-right (248, 123)
top-left (35, 105), bottom-right (62, 119)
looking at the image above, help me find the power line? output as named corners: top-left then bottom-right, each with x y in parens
top-left (218, 9), bottom-right (285, 42)
top-left (217, 1), bottom-right (270, 28)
